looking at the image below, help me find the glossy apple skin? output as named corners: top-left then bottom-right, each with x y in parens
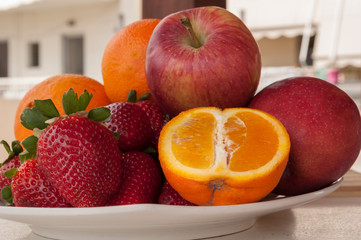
top-left (145, 6), bottom-right (261, 117)
top-left (248, 77), bottom-right (361, 195)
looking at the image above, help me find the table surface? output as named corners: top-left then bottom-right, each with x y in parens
top-left (1, 170), bottom-right (361, 240)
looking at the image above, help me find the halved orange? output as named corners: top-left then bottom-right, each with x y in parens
top-left (158, 107), bottom-right (290, 206)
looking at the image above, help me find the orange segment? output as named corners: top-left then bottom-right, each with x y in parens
top-left (158, 107), bottom-right (290, 206)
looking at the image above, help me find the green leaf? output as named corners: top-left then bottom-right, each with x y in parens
top-left (126, 90), bottom-right (137, 103)
top-left (143, 146), bottom-right (157, 154)
top-left (79, 90), bottom-right (93, 111)
top-left (1, 140), bottom-right (11, 154)
top-left (112, 132), bottom-right (120, 141)
top-left (20, 107), bottom-right (49, 130)
top-left (0, 140), bottom-right (23, 167)
top-left (138, 93), bottom-right (150, 101)
top-left (62, 88), bottom-right (93, 115)
top-left (62, 89), bottom-right (79, 115)
top-left (88, 107), bottom-right (111, 122)
top-left (1, 186), bottom-right (13, 205)
top-left (34, 99), bottom-right (60, 118)
top-left (19, 135), bottom-right (38, 163)
top-left (3, 168), bottom-right (18, 179)
top-left (11, 140), bottom-right (23, 155)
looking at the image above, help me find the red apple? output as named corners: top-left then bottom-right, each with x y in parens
top-left (145, 6), bottom-right (261, 117)
top-left (248, 77), bottom-right (361, 195)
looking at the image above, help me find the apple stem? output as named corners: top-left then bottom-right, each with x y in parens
top-left (180, 17), bottom-right (201, 48)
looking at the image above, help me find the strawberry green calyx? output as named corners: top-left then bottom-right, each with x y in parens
top-left (62, 88), bottom-right (111, 122)
top-left (0, 140), bottom-right (22, 205)
top-left (126, 89), bottom-right (138, 103)
top-left (62, 88), bottom-right (92, 115)
top-left (21, 89), bottom-right (111, 133)
top-left (126, 89), bottom-right (151, 103)
top-left (0, 140), bottom-right (23, 167)
top-left (19, 135), bottom-right (38, 164)
top-left (1, 185), bottom-right (13, 205)
top-left (21, 99), bottom-right (60, 131)
top-left (19, 88), bottom-right (111, 163)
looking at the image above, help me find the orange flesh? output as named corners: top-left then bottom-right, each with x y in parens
top-left (170, 111), bottom-right (279, 172)
top-left (171, 112), bottom-right (216, 169)
top-left (228, 112), bottom-right (278, 172)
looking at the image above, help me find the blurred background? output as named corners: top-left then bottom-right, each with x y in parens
top-left (0, 0), bottom-right (360, 168)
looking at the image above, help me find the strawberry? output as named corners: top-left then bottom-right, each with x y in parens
top-left (20, 89), bottom-right (122, 207)
top-left (127, 90), bottom-right (170, 149)
top-left (0, 140), bottom-right (22, 205)
top-left (136, 100), bottom-right (169, 148)
top-left (11, 158), bottom-right (71, 207)
top-left (158, 181), bottom-right (197, 206)
top-left (104, 102), bottom-right (153, 152)
top-left (107, 151), bottom-right (162, 205)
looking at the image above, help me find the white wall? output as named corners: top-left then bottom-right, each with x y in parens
top-left (0, 0), bottom-right (141, 83)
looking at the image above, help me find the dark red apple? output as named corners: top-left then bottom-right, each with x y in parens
top-left (248, 77), bottom-right (361, 195)
top-left (145, 6), bottom-right (261, 117)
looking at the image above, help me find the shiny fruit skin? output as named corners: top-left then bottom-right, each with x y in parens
top-left (146, 6), bottom-right (261, 117)
top-left (249, 77), bottom-right (361, 195)
top-left (37, 115), bottom-right (122, 207)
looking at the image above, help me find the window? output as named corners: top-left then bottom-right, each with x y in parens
top-left (29, 42), bottom-right (40, 67)
top-left (62, 35), bottom-right (84, 75)
top-left (0, 41), bottom-right (8, 77)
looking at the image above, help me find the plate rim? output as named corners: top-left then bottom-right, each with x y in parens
top-left (0, 177), bottom-right (342, 217)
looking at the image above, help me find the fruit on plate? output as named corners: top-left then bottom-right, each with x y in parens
top-left (0, 140), bottom-right (22, 204)
top-left (107, 151), bottom-right (162, 205)
top-left (158, 107), bottom-right (290, 206)
top-left (158, 181), bottom-right (196, 206)
top-left (102, 19), bottom-right (161, 103)
top-left (145, 6), bottom-right (261, 117)
top-left (104, 101), bottom-right (153, 152)
top-left (133, 93), bottom-right (170, 149)
top-left (248, 77), bottom-right (361, 195)
top-left (14, 74), bottom-right (110, 142)
top-left (21, 89), bottom-right (122, 207)
top-left (10, 159), bottom-right (72, 207)
top-left (104, 90), bottom-right (169, 151)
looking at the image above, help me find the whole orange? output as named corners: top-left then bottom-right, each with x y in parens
top-left (14, 74), bottom-right (111, 142)
top-left (101, 18), bottom-right (161, 103)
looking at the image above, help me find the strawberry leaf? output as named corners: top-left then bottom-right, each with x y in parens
top-left (143, 146), bottom-right (157, 154)
top-left (126, 90), bottom-right (137, 103)
top-left (19, 136), bottom-right (38, 164)
top-left (62, 88), bottom-right (93, 115)
top-left (138, 93), bottom-right (150, 101)
top-left (113, 132), bottom-right (120, 141)
top-left (1, 186), bottom-right (13, 205)
top-left (1, 140), bottom-right (23, 167)
top-left (34, 99), bottom-right (60, 118)
top-left (11, 140), bottom-right (23, 155)
top-left (88, 107), bottom-right (111, 122)
top-left (20, 107), bottom-right (50, 130)
top-left (1, 140), bottom-right (11, 154)
top-left (3, 168), bottom-right (18, 179)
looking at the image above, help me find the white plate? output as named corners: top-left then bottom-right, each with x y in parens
top-left (0, 178), bottom-right (342, 240)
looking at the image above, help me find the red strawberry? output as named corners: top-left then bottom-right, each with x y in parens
top-left (108, 152), bottom-right (162, 205)
top-left (37, 115), bottom-right (122, 207)
top-left (11, 158), bottom-right (72, 207)
top-left (20, 89), bottom-right (122, 207)
top-left (104, 102), bottom-right (153, 151)
top-left (136, 100), bottom-right (169, 148)
top-left (158, 181), bottom-right (197, 206)
top-left (0, 140), bottom-right (22, 205)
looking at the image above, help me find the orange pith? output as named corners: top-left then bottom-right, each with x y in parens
top-left (158, 107), bottom-right (290, 206)
top-left (14, 74), bottom-right (110, 142)
top-left (101, 19), bottom-right (161, 103)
